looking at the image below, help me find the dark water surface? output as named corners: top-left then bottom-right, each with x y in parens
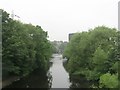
top-left (3, 54), bottom-right (70, 88)
top-left (3, 54), bottom-right (94, 88)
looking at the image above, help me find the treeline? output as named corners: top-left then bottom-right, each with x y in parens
top-left (2, 9), bottom-right (52, 77)
top-left (51, 41), bottom-right (67, 54)
top-left (63, 26), bottom-right (119, 88)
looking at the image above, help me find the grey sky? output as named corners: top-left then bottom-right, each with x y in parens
top-left (0, 0), bottom-right (119, 41)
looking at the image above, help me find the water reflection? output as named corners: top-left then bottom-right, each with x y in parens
top-left (3, 54), bottom-right (97, 89)
top-left (3, 54), bottom-right (70, 88)
top-left (4, 69), bottom-right (52, 88)
top-left (63, 59), bottom-right (97, 89)
top-left (49, 54), bottom-right (70, 88)
top-left (69, 75), bottom-right (91, 88)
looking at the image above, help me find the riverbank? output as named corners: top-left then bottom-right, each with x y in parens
top-left (2, 56), bottom-right (54, 88)
top-left (2, 76), bottom-right (20, 88)
top-left (2, 69), bottom-right (52, 88)
top-left (2, 54), bottom-right (70, 88)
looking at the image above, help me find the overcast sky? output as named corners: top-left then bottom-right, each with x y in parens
top-left (0, 0), bottom-right (119, 41)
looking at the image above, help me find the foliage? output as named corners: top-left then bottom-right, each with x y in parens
top-left (99, 73), bottom-right (118, 88)
top-left (2, 9), bottom-right (52, 77)
top-left (63, 26), bottom-right (119, 88)
top-left (51, 41), bottom-right (67, 54)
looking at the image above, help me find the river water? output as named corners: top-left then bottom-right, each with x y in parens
top-left (3, 54), bottom-right (71, 88)
top-left (3, 54), bottom-right (95, 88)
top-left (49, 54), bottom-right (70, 88)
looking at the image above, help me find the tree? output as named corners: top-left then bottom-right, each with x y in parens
top-left (99, 73), bottom-right (118, 88)
top-left (2, 9), bottom-right (52, 77)
top-left (63, 26), bottom-right (118, 88)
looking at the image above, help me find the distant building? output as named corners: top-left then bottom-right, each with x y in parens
top-left (69, 33), bottom-right (75, 41)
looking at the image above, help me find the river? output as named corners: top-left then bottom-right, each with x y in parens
top-left (2, 54), bottom-right (71, 88)
top-left (2, 54), bottom-right (95, 89)
top-left (49, 54), bottom-right (70, 88)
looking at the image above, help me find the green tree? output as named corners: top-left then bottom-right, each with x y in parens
top-left (99, 73), bottom-right (118, 88)
top-left (2, 9), bottom-right (52, 77)
top-left (63, 26), bottom-right (118, 88)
